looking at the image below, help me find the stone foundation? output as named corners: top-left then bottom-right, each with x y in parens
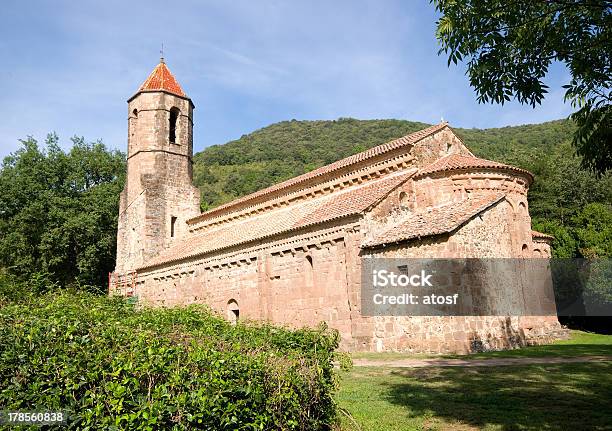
top-left (354, 315), bottom-right (568, 354)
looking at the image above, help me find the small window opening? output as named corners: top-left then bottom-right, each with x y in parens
top-left (169, 107), bottom-right (179, 144)
top-left (446, 142), bottom-right (452, 152)
top-left (399, 191), bottom-right (409, 208)
top-left (170, 216), bottom-right (177, 238)
top-left (304, 255), bottom-right (314, 287)
top-left (521, 244), bottom-right (529, 256)
top-left (129, 109), bottom-right (138, 151)
top-left (227, 299), bottom-right (239, 324)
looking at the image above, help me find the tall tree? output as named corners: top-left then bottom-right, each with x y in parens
top-left (0, 134), bottom-right (125, 289)
top-left (432, 0), bottom-right (611, 174)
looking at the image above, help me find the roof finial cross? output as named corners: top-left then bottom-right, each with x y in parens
top-left (160, 43), bottom-right (165, 63)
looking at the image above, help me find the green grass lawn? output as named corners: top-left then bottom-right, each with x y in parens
top-left (339, 331), bottom-right (612, 430)
top-left (350, 330), bottom-right (612, 361)
top-left (338, 362), bottom-right (612, 431)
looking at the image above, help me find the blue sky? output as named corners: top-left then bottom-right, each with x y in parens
top-left (0, 0), bottom-right (573, 160)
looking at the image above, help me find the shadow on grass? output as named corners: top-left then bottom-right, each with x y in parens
top-left (383, 362), bottom-right (612, 430)
top-left (458, 342), bottom-right (612, 359)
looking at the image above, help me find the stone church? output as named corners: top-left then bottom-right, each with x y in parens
top-left (111, 59), bottom-right (565, 353)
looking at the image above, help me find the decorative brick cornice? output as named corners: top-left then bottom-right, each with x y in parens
top-left (137, 220), bottom-right (360, 279)
top-left (415, 153), bottom-right (533, 184)
top-left (187, 123), bottom-right (448, 226)
top-left (137, 172), bottom-right (412, 271)
top-left (531, 230), bottom-right (555, 241)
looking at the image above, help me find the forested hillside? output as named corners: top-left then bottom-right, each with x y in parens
top-left (193, 118), bottom-right (612, 258)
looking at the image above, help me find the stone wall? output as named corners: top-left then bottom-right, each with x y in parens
top-left (115, 91), bottom-right (200, 272)
top-left (354, 184), bottom-right (565, 352)
top-left (114, 114), bottom-right (566, 353)
top-left (532, 238), bottom-right (553, 257)
top-left (132, 220), bottom-right (362, 350)
top-left (130, 191), bottom-right (565, 353)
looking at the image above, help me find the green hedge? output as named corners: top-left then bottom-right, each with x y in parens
top-left (0, 291), bottom-right (341, 430)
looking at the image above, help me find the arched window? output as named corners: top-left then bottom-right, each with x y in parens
top-left (227, 299), bottom-right (239, 324)
top-left (399, 191), bottom-right (409, 208)
top-left (517, 202), bottom-right (528, 222)
top-left (521, 244), bottom-right (529, 257)
top-left (170, 216), bottom-right (177, 238)
top-left (304, 255), bottom-right (314, 287)
top-left (169, 107), bottom-right (179, 144)
top-left (129, 109), bottom-right (138, 152)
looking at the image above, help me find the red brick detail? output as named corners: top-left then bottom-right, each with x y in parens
top-left (415, 154), bottom-right (533, 182)
top-left (139, 172), bottom-right (413, 269)
top-left (188, 123), bottom-right (449, 223)
top-left (531, 230), bottom-right (554, 240)
top-left (138, 61), bottom-right (186, 97)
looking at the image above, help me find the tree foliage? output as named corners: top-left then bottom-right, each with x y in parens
top-left (432, 0), bottom-right (611, 174)
top-left (571, 203), bottom-right (612, 258)
top-left (0, 134), bottom-right (125, 288)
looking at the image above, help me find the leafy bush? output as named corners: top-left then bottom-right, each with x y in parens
top-left (0, 291), bottom-right (340, 430)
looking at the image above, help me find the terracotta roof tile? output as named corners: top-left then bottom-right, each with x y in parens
top-left (189, 123), bottom-right (448, 223)
top-left (362, 192), bottom-right (506, 248)
top-left (531, 230), bottom-right (554, 240)
top-left (415, 154), bottom-right (533, 181)
top-left (137, 60), bottom-right (186, 97)
top-left (139, 171), bottom-right (414, 270)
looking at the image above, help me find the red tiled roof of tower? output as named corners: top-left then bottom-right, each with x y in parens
top-left (139, 171), bottom-right (414, 270)
top-left (138, 60), bottom-right (186, 97)
top-left (415, 153), bottom-right (533, 182)
top-left (363, 192), bottom-right (506, 248)
top-left (531, 230), bottom-right (554, 240)
top-left (188, 122), bottom-right (449, 224)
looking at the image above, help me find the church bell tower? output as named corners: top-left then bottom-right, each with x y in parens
top-left (115, 58), bottom-right (201, 273)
